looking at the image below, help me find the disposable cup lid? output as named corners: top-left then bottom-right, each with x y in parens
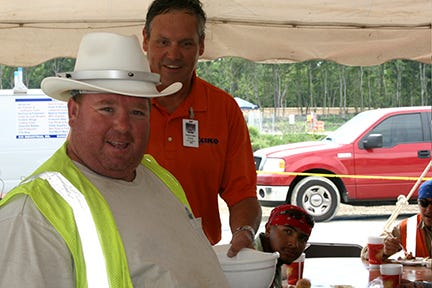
top-left (380, 264), bottom-right (403, 275)
top-left (368, 236), bottom-right (384, 244)
top-left (293, 253), bottom-right (305, 263)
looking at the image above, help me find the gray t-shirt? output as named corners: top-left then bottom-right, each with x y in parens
top-left (0, 163), bottom-right (229, 287)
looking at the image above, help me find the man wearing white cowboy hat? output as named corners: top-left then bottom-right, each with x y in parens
top-left (0, 32), bottom-right (229, 288)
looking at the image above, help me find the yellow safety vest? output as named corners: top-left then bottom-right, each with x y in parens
top-left (1, 142), bottom-right (192, 287)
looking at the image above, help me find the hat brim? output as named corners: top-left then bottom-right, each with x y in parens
top-left (41, 77), bottom-right (182, 101)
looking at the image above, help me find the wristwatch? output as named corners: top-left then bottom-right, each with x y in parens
top-left (234, 225), bottom-right (256, 241)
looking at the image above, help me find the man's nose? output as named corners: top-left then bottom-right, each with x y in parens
top-left (287, 236), bottom-right (301, 248)
top-left (166, 44), bottom-right (182, 60)
top-left (113, 112), bottom-right (131, 132)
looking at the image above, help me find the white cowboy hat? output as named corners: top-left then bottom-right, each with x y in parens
top-left (41, 32), bottom-right (182, 101)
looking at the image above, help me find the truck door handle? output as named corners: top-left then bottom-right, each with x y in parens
top-left (418, 150), bottom-right (431, 159)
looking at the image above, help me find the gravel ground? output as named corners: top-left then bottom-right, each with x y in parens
top-left (260, 202), bottom-right (419, 220)
top-left (219, 197), bottom-right (419, 245)
top-left (219, 197), bottom-right (419, 220)
top-left (334, 203), bottom-right (418, 217)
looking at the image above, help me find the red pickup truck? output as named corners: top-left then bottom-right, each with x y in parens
top-left (254, 106), bottom-right (432, 221)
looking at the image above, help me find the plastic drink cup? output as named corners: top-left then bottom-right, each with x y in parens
top-left (380, 264), bottom-right (402, 288)
top-left (368, 236), bottom-right (384, 268)
top-left (368, 266), bottom-right (381, 282)
top-left (287, 253), bottom-right (305, 285)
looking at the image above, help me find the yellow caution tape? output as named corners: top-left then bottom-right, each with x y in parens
top-left (256, 171), bottom-right (432, 181)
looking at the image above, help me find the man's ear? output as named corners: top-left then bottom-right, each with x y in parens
top-left (198, 36), bottom-right (205, 56)
top-left (142, 29), bottom-right (149, 52)
top-left (67, 98), bottom-right (79, 126)
top-left (264, 225), bottom-right (271, 236)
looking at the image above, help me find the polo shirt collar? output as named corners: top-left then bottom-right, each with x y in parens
top-left (151, 71), bottom-right (208, 116)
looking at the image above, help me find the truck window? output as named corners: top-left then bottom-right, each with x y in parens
top-left (369, 113), bottom-right (423, 147)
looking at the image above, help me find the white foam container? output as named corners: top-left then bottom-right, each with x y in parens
top-left (213, 244), bottom-right (279, 288)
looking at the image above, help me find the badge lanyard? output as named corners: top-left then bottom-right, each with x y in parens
top-left (182, 107), bottom-right (199, 147)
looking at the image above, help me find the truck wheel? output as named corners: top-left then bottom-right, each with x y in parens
top-left (290, 176), bottom-right (340, 222)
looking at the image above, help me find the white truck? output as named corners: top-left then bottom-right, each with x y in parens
top-left (0, 88), bottom-right (69, 194)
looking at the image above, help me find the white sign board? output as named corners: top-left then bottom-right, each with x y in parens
top-left (0, 89), bottom-right (69, 193)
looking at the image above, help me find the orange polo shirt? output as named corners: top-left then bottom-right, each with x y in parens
top-left (146, 75), bottom-right (257, 244)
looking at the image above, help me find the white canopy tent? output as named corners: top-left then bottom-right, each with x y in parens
top-left (234, 97), bottom-right (259, 110)
top-left (0, 0), bottom-right (431, 67)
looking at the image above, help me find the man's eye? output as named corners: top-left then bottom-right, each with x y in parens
top-left (132, 110), bottom-right (145, 116)
top-left (181, 41), bottom-right (194, 48)
top-left (131, 109), bottom-right (150, 118)
top-left (157, 39), bottom-right (169, 47)
top-left (100, 107), bottom-right (114, 113)
top-left (298, 236), bottom-right (309, 243)
top-left (284, 228), bottom-right (294, 235)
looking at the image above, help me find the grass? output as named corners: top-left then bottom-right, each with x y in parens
top-left (249, 126), bottom-right (324, 151)
top-left (248, 114), bottom-right (353, 151)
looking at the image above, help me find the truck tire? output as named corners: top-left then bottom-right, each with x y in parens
top-left (290, 176), bottom-right (340, 222)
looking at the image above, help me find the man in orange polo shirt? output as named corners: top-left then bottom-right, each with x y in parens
top-left (142, 0), bottom-right (262, 256)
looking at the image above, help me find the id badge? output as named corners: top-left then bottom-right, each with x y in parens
top-left (182, 119), bottom-right (199, 147)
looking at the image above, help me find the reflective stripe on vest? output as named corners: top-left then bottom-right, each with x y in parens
top-left (406, 215), bottom-right (417, 256)
top-left (36, 172), bottom-right (110, 287)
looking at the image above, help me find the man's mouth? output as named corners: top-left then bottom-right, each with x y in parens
top-left (165, 64), bottom-right (180, 69)
top-left (280, 249), bottom-right (298, 259)
top-left (108, 141), bottom-right (129, 150)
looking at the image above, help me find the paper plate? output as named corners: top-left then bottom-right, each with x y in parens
top-left (393, 257), bottom-right (427, 266)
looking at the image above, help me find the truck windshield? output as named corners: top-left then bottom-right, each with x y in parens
top-left (324, 110), bottom-right (384, 144)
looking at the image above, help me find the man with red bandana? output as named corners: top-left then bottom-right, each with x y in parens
top-left (254, 204), bottom-right (315, 288)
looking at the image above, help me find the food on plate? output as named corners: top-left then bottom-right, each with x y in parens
top-left (397, 251), bottom-right (415, 260)
top-left (405, 252), bottom-right (415, 260)
top-left (295, 278), bottom-right (311, 288)
top-left (393, 255), bottom-right (431, 266)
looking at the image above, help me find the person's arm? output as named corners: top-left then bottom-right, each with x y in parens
top-left (227, 197), bottom-right (262, 257)
top-left (383, 226), bottom-right (403, 257)
top-left (361, 227), bottom-right (402, 261)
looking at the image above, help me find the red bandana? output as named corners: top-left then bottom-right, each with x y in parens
top-left (266, 204), bottom-right (313, 235)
